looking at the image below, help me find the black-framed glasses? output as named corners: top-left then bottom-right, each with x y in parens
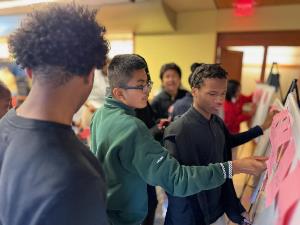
top-left (120, 80), bottom-right (153, 93)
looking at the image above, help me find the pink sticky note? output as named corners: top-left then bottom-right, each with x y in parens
top-left (266, 109), bottom-right (295, 207)
top-left (265, 140), bottom-right (295, 207)
top-left (270, 104), bottom-right (280, 113)
top-left (276, 140), bottom-right (295, 182)
top-left (276, 202), bottom-right (298, 225)
top-left (276, 162), bottom-right (300, 225)
top-left (271, 110), bottom-right (291, 130)
top-left (270, 110), bottom-right (292, 150)
top-left (265, 166), bottom-right (283, 207)
top-left (266, 158), bottom-right (273, 177)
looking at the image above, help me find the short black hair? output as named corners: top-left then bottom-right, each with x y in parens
top-left (108, 54), bottom-right (147, 91)
top-left (159, 63), bottom-right (181, 80)
top-left (189, 63), bottom-right (228, 88)
top-left (133, 54), bottom-right (151, 81)
top-left (226, 79), bottom-right (240, 101)
top-left (0, 81), bottom-right (11, 100)
top-left (8, 3), bottom-right (109, 85)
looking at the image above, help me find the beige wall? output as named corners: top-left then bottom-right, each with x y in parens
top-left (135, 33), bottom-right (216, 97)
top-left (135, 4), bottom-right (300, 96)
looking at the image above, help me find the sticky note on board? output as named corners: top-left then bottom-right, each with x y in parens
top-left (276, 162), bottom-right (300, 225)
top-left (265, 139), bottom-right (295, 207)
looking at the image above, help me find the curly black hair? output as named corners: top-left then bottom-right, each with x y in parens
top-left (8, 3), bottom-right (109, 85)
top-left (189, 63), bottom-right (227, 88)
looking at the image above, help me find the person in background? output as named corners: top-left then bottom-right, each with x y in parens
top-left (151, 63), bottom-right (189, 131)
top-left (224, 79), bottom-right (255, 134)
top-left (0, 81), bottom-right (12, 119)
top-left (170, 62), bottom-right (202, 119)
top-left (90, 54), bottom-right (268, 225)
top-left (74, 59), bottom-right (111, 143)
top-left (81, 59), bottom-right (111, 128)
top-left (0, 4), bottom-right (109, 225)
top-left (7, 61), bottom-right (30, 107)
top-left (164, 64), bottom-right (276, 225)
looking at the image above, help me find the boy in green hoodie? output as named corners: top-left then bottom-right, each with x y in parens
top-left (90, 54), bottom-right (267, 225)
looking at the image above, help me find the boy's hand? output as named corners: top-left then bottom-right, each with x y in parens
top-left (232, 156), bottom-right (268, 176)
top-left (260, 109), bottom-right (279, 131)
top-left (158, 118), bottom-right (171, 130)
top-left (241, 211), bottom-right (251, 223)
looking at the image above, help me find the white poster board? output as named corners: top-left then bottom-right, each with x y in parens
top-left (251, 84), bottom-right (276, 128)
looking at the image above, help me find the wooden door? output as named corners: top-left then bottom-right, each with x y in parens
top-left (219, 48), bottom-right (243, 81)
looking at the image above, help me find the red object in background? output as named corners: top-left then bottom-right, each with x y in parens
top-left (224, 94), bottom-right (253, 134)
top-left (234, 0), bottom-right (254, 16)
top-left (11, 96), bottom-right (17, 108)
top-left (79, 128), bottom-right (90, 140)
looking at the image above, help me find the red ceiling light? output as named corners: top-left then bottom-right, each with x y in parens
top-left (234, 0), bottom-right (254, 16)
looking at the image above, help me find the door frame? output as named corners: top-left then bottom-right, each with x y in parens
top-left (215, 31), bottom-right (300, 81)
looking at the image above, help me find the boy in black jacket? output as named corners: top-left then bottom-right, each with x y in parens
top-left (164, 64), bottom-right (275, 225)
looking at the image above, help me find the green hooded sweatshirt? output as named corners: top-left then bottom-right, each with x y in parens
top-left (91, 96), bottom-right (230, 225)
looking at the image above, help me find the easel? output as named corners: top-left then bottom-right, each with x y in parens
top-left (243, 79), bottom-right (299, 224)
top-left (266, 62), bottom-right (284, 101)
top-left (283, 79), bottom-right (300, 107)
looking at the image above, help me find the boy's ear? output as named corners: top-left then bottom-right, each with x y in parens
top-left (112, 87), bottom-right (125, 101)
top-left (191, 87), bottom-right (197, 97)
top-left (87, 68), bottom-right (95, 85)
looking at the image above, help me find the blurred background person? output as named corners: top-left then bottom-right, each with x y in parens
top-left (151, 63), bottom-right (188, 120)
top-left (0, 80), bottom-right (12, 118)
top-left (224, 79), bottom-right (255, 134)
top-left (73, 59), bottom-right (110, 144)
top-left (170, 62), bottom-right (203, 120)
top-left (7, 62), bottom-right (30, 107)
top-left (151, 63), bottom-right (189, 141)
top-left (81, 59), bottom-right (111, 128)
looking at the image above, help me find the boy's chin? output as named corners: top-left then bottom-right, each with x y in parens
top-left (136, 102), bottom-right (148, 109)
top-left (211, 108), bottom-right (221, 114)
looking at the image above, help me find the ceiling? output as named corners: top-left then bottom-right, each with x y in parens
top-left (163, 0), bottom-right (300, 12)
top-left (163, 0), bottom-right (216, 12)
top-left (1, 0), bottom-right (300, 15)
top-left (1, 0), bottom-right (300, 35)
top-left (214, 0), bottom-right (300, 9)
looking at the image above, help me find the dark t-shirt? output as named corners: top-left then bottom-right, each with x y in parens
top-left (0, 110), bottom-right (108, 225)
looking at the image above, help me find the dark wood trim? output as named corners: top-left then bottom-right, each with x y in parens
top-left (217, 31), bottom-right (300, 47)
top-left (260, 46), bottom-right (268, 81)
top-left (216, 30), bottom-right (300, 82)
